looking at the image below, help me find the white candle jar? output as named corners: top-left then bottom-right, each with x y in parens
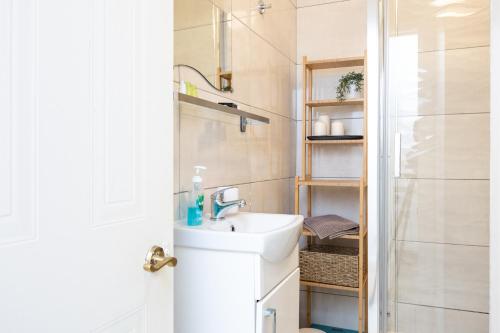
top-left (318, 115), bottom-right (331, 135)
top-left (314, 121), bottom-right (327, 136)
top-left (331, 121), bottom-right (345, 136)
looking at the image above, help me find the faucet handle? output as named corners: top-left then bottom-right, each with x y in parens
top-left (210, 187), bottom-right (237, 200)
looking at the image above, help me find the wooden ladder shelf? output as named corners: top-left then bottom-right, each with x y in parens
top-left (294, 54), bottom-right (368, 333)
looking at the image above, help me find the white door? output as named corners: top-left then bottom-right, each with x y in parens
top-left (0, 0), bottom-right (174, 332)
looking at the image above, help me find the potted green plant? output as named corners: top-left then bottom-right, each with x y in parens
top-left (336, 71), bottom-right (364, 101)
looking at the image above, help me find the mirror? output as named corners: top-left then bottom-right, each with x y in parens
top-left (174, 0), bottom-right (232, 91)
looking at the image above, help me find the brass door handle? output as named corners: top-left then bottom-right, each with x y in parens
top-left (143, 245), bottom-right (177, 272)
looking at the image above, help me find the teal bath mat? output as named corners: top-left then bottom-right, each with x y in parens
top-left (311, 323), bottom-right (358, 333)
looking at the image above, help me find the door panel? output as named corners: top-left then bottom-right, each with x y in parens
top-left (0, 0), bottom-right (174, 332)
top-left (257, 269), bottom-right (300, 333)
top-left (384, 0), bottom-right (490, 331)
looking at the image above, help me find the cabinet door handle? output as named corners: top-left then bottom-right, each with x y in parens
top-left (263, 308), bottom-right (276, 333)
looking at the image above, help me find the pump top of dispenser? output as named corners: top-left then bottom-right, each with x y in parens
top-left (192, 166), bottom-right (206, 183)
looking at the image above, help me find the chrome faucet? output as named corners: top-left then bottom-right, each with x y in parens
top-left (210, 187), bottom-right (247, 220)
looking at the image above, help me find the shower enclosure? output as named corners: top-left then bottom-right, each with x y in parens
top-left (380, 0), bottom-right (491, 331)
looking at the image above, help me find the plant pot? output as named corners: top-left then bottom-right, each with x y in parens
top-left (346, 83), bottom-right (362, 99)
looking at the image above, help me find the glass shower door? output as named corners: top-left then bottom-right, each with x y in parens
top-left (384, 0), bottom-right (490, 332)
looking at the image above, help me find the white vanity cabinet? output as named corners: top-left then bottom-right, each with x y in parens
top-left (174, 245), bottom-right (300, 333)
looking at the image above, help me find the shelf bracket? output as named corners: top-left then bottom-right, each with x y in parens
top-left (240, 116), bottom-right (248, 132)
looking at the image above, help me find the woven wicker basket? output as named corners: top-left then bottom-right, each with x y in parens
top-left (299, 244), bottom-right (359, 288)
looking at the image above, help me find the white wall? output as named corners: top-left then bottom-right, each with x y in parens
top-left (491, 0), bottom-right (499, 331)
top-left (296, 0), bottom-right (367, 330)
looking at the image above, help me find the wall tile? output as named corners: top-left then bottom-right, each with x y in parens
top-left (174, 25), bottom-right (218, 79)
top-left (397, 241), bottom-right (489, 312)
top-left (397, 0), bottom-right (489, 52)
top-left (290, 62), bottom-right (298, 119)
top-left (297, 0), bottom-right (346, 7)
top-left (394, 46), bottom-right (490, 116)
top-left (233, 0), bottom-right (296, 62)
top-left (396, 179), bottom-right (489, 246)
top-left (179, 103), bottom-right (250, 191)
top-left (397, 303), bottom-right (489, 333)
top-left (232, 0), bottom-right (251, 26)
top-left (246, 33), bottom-right (292, 118)
top-left (295, 120), bottom-right (302, 176)
top-left (230, 18), bottom-right (252, 105)
top-left (297, 0), bottom-right (366, 63)
top-left (280, 118), bottom-right (297, 178)
top-left (281, 178), bottom-right (293, 213)
top-left (174, 0), bottom-right (214, 31)
top-left (399, 113), bottom-right (490, 180)
top-left (249, 0), bottom-right (297, 62)
top-left (249, 31), bottom-right (273, 111)
top-left (286, 119), bottom-right (297, 178)
top-left (250, 179), bottom-right (291, 213)
top-left (289, 177), bottom-right (296, 213)
top-left (212, 0), bottom-right (232, 12)
top-left (248, 109), bottom-right (273, 182)
top-left (270, 114), bottom-right (284, 179)
top-left (296, 64), bottom-right (304, 121)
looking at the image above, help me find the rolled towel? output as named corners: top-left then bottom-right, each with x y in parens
top-left (304, 214), bottom-right (358, 240)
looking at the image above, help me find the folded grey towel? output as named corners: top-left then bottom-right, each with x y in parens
top-left (304, 214), bottom-right (359, 239)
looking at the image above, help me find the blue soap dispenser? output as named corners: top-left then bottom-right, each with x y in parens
top-left (187, 166), bottom-right (206, 226)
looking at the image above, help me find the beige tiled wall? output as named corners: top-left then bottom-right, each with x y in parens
top-left (396, 0), bottom-right (489, 52)
top-left (174, 0), bottom-right (297, 220)
top-left (296, 0), bottom-right (366, 330)
top-left (396, 179), bottom-right (489, 246)
top-left (397, 241), bottom-right (489, 313)
top-left (397, 303), bottom-right (489, 333)
top-left (390, 0), bottom-right (491, 331)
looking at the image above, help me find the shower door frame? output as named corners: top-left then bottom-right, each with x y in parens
top-left (366, 0), bottom-right (385, 332)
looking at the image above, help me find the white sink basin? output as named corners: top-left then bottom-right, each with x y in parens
top-left (175, 212), bottom-right (303, 262)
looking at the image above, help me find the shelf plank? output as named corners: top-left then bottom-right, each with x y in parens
top-left (306, 139), bottom-right (364, 145)
top-left (298, 178), bottom-right (362, 187)
top-left (306, 99), bottom-right (364, 107)
top-left (300, 280), bottom-right (359, 292)
top-left (178, 93), bottom-right (269, 124)
top-left (302, 227), bottom-right (359, 239)
top-left (306, 56), bottom-right (365, 70)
